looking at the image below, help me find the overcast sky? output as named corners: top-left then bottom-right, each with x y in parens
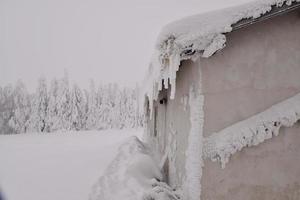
top-left (0, 0), bottom-right (251, 91)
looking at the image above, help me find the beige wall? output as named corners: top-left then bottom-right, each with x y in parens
top-left (202, 10), bottom-right (300, 136)
top-left (202, 124), bottom-right (300, 200)
top-left (201, 10), bottom-right (300, 199)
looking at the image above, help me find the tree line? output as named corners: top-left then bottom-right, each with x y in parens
top-left (0, 73), bottom-right (143, 134)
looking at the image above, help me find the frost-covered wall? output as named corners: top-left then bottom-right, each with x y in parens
top-left (144, 1), bottom-right (300, 199)
top-left (201, 9), bottom-right (300, 200)
top-left (145, 59), bottom-right (203, 195)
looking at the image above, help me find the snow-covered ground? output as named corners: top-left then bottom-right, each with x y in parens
top-left (0, 129), bottom-right (142, 200)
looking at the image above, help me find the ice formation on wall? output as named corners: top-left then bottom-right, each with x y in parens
top-left (143, 179), bottom-right (181, 200)
top-left (167, 123), bottom-right (180, 188)
top-left (203, 92), bottom-right (300, 168)
top-left (183, 86), bottom-right (204, 200)
top-left (157, 123), bottom-right (179, 188)
top-left (143, 0), bottom-right (300, 115)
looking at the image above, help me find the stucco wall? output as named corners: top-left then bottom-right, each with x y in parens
top-left (202, 124), bottom-right (300, 200)
top-left (202, 10), bottom-right (300, 136)
top-left (201, 9), bottom-right (300, 199)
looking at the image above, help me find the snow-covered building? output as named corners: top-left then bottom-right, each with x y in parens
top-left (143, 0), bottom-right (300, 199)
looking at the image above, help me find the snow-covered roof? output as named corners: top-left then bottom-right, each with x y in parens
top-left (143, 0), bottom-right (300, 108)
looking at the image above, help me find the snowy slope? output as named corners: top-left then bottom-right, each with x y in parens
top-left (0, 129), bottom-right (142, 200)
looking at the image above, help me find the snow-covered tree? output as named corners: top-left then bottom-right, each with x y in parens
top-left (94, 84), bottom-right (108, 130)
top-left (46, 78), bottom-right (60, 132)
top-left (70, 84), bottom-right (86, 130)
top-left (56, 71), bottom-right (71, 130)
top-left (28, 77), bottom-right (48, 132)
top-left (86, 80), bottom-right (98, 130)
top-left (111, 86), bottom-right (122, 129)
top-left (0, 85), bottom-right (14, 134)
top-left (8, 81), bottom-right (31, 133)
top-left (0, 74), bottom-right (144, 134)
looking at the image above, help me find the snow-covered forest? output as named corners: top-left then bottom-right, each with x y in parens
top-left (0, 73), bottom-right (143, 134)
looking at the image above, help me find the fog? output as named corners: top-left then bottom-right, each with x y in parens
top-left (0, 0), bottom-right (251, 91)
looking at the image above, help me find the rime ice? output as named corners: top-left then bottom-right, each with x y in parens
top-left (204, 92), bottom-right (300, 168)
top-left (143, 0), bottom-right (300, 117)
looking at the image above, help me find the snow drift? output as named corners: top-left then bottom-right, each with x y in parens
top-left (89, 136), bottom-right (180, 200)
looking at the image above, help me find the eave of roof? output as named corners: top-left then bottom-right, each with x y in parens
top-left (177, 2), bottom-right (300, 58)
top-left (232, 1), bottom-right (300, 31)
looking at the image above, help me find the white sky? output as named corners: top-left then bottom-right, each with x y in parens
top-left (0, 0), bottom-right (251, 91)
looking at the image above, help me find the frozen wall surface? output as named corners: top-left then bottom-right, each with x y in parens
top-left (201, 9), bottom-right (300, 200)
top-left (202, 125), bottom-right (300, 200)
top-left (144, 55), bottom-right (211, 200)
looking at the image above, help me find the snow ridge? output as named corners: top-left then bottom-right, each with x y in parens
top-left (89, 136), bottom-right (181, 200)
top-left (203, 92), bottom-right (300, 168)
top-left (89, 136), bottom-right (162, 200)
top-left (143, 0), bottom-right (300, 115)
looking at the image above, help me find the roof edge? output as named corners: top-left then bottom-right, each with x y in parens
top-left (232, 1), bottom-right (300, 31)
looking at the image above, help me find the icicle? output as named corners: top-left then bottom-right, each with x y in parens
top-left (170, 79), bottom-right (176, 99)
top-left (158, 79), bottom-right (163, 91)
top-left (164, 78), bottom-right (169, 89)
